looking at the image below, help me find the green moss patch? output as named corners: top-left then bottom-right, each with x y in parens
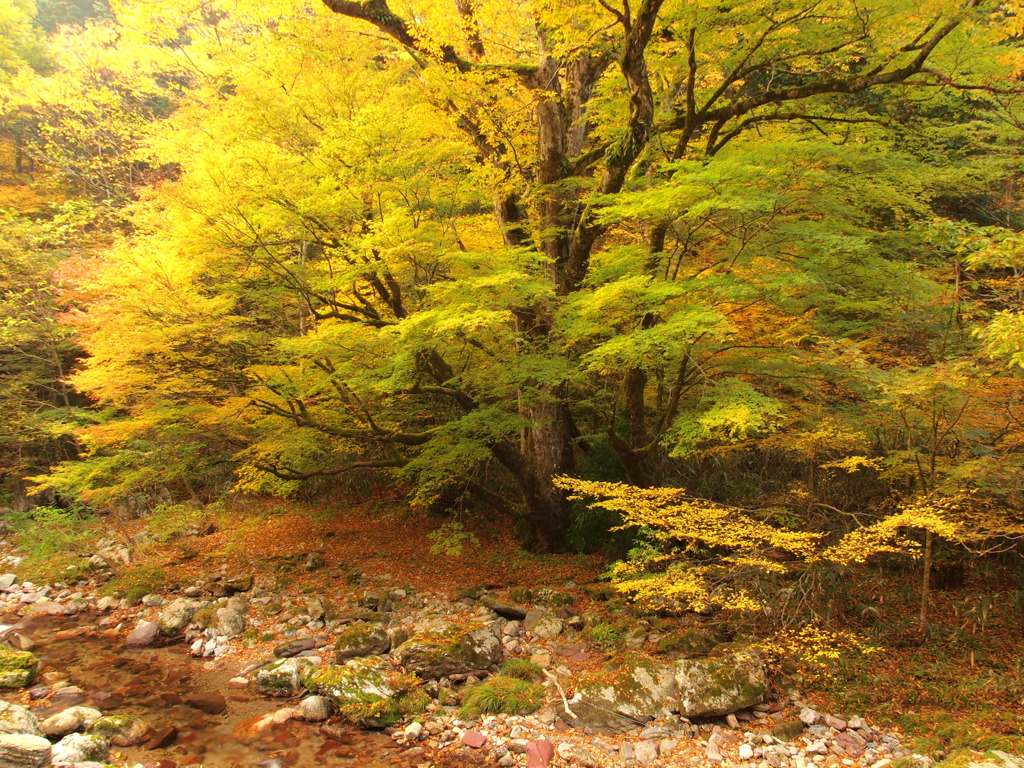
top-left (0, 648), bottom-right (38, 688)
top-left (459, 675), bottom-right (545, 718)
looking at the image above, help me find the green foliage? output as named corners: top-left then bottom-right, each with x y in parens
top-left (458, 675), bottom-right (545, 718)
top-left (584, 621), bottom-right (624, 651)
top-left (427, 520), bottom-right (479, 557)
top-left (1, 0), bottom-right (1023, 560)
top-left (7, 504), bottom-right (94, 580)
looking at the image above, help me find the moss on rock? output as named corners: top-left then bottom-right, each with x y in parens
top-left (0, 649), bottom-right (37, 688)
top-left (301, 658), bottom-right (425, 727)
top-left (395, 621), bottom-right (501, 680)
top-left (657, 626), bottom-right (724, 657)
top-left (334, 622), bottom-right (390, 661)
top-left (573, 652), bottom-right (677, 733)
top-left (674, 650), bottom-right (767, 718)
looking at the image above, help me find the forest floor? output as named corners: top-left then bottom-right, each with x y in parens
top-left (9, 494), bottom-right (1024, 767)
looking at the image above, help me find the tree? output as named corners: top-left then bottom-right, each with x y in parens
top-left (311, 0), bottom-right (1016, 548)
top-left (41, 0), bottom-right (1023, 552)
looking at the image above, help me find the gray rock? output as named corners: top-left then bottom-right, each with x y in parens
top-left (253, 657), bottom-right (316, 697)
top-left (95, 596), bottom-right (118, 613)
top-left (334, 623), bottom-right (390, 661)
top-left (0, 575), bottom-right (16, 591)
top-left (125, 621), bottom-right (159, 649)
top-left (157, 599), bottom-right (204, 636)
top-left (296, 696), bottom-right (333, 721)
top-left (395, 623), bottom-right (502, 679)
top-left (305, 596), bottom-right (325, 621)
top-left (387, 626), bottom-right (409, 649)
top-left (40, 707), bottom-right (101, 738)
top-left (217, 608), bottom-right (246, 638)
top-left (531, 615), bottom-right (564, 640)
top-left (773, 720), bottom-right (805, 742)
top-left (674, 651), bottom-right (767, 718)
top-left (634, 740), bottom-right (658, 766)
top-left (50, 732), bottom-right (109, 764)
top-left (94, 541), bottom-right (130, 567)
top-left (0, 703), bottom-right (41, 737)
top-left (574, 653), bottom-right (677, 732)
top-left (300, 657), bottom-right (409, 724)
top-left (481, 597), bottom-right (528, 620)
top-left (87, 714), bottom-right (149, 746)
top-left (800, 707), bottom-right (820, 726)
top-left (274, 638), bottom-right (314, 658)
top-left (0, 734), bottom-right (50, 767)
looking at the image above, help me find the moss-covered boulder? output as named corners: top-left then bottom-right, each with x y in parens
top-left (573, 652), bottom-right (677, 733)
top-left (253, 657), bottom-right (316, 697)
top-left (0, 702), bottom-right (41, 737)
top-left (395, 622), bottom-right (502, 680)
top-left (87, 714), bottom-right (150, 746)
top-left (334, 622), bottom-right (390, 661)
top-left (0, 649), bottom-right (37, 688)
top-left (301, 658), bottom-right (427, 727)
top-left (157, 598), bottom-right (205, 636)
top-left (673, 650), bottom-right (767, 717)
top-left (657, 626), bottom-right (724, 657)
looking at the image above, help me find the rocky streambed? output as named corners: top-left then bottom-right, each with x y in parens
top-left (0, 550), bottom-right (1017, 768)
top-left (0, 613), bottom-right (415, 767)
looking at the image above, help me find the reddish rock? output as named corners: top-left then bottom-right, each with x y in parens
top-left (527, 740), bottom-right (555, 768)
top-left (126, 621), bottom-right (160, 649)
top-left (462, 731), bottom-right (487, 748)
top-left (185, 692), bottom-right (227, 715)
top-left (145, 726), bottom-right (179, 749)
top-left (835, 733), bottom-right (865, 758)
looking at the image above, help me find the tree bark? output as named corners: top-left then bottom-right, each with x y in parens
top-left (920, 528), bottom-right (934, 635)
top-left (519, 393), bottom-right (576, 551)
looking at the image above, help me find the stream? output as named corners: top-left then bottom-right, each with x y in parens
top-left (0, 615), bottom-right (417, 768)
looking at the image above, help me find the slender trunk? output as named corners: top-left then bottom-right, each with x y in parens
top-left (920, 528), bottom-right (933, 635)
top-left (609, 367), bottom-right (659, 487)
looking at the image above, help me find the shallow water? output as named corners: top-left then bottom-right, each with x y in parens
top-left (0, 615), bottom-right (416, 768)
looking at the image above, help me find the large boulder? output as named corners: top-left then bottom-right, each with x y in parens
top-left (674, 650), bottom-right (767, 718)
top-left (0, 734), bottom-right (50, 767)
top-left (216, 606), bottom-right (246, 638)
top-left (0, 650), bottom-right (38, 688)
top-left (334, 623), bottom-right (390, 661)
top-left (253, 657), bottom-right (316, 697)
top-left (395, 622), bottom-right (502, 679)
top-left (572, 653), bottom-right (677, 732)
top-left (0, 703), bottom-right (41, 737)
top-left (157, 599), bottom-right (204, 636)
top-left (50, 732), bottom-right (109, 764)
top-left (301, 658), bottom-right (426, 727)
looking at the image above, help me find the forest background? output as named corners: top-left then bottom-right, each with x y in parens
top-left (2, 0), bottom-right (1024, 756)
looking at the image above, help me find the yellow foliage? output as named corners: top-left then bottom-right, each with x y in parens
top-left (753, 622), bottom-right (879, 685)
top-left (560, 478), bottom-right (1024, 614)
top-left (555, 477), bottom-right (822, 612)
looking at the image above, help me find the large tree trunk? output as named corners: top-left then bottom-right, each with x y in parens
top-left (519, 391), bottom-right (576, 552)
